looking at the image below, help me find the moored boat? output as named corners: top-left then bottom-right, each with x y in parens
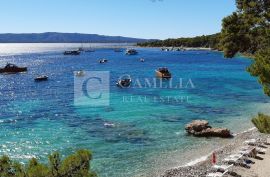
top-left (35, 75), bottom-right (48, 81)
top-left (0, 63), bottom-right (27, 73)
top-left (99, 59), bottom-right (108, 63)
top-left (125, 49), bottom-right (138, 55)
top-left (75, 70), bottom-right (85, 77)
top-left (155, 67), bottom-right (172, 79)
top-left (116, 76), bottom-right (132, 88)
top-left (64, 50), bottom-right (80, 55)
top-left (78, 47), bottom-right (84, 52)
top-left (85, 48), bottom-right (95, 52)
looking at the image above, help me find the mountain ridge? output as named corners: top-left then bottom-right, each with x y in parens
top-left (0, 32), bottom-right (155, 43)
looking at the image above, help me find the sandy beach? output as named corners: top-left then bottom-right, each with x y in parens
top-left (162, 128), bottom-right (270, 177)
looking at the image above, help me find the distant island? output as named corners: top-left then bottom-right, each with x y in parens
top-left (0, 32), bottom-right (154, 43)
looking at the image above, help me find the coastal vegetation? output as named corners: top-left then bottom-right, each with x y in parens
top-left (137, 33), bottom-right (221, 49)
top-left (0, 149), bottom-right (97, 177)
top-left (220, 0), bottom-right (270, 96)
top-left (252, 113), bottom-right (270, 133)
top-left (221, 0), bottom-right (270, 133)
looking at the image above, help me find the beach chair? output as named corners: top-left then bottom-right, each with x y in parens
top-left (244, 139), bottom-right (267, 147)
top-left (223, 154), bottom-right (250, 167)
top-left (206, 170), bottom-right (228, 177)
top-left (239, 146), bottom-right (257, 158)
top-left (266, 138), bottom-right (270, 145)
top-left (256, 147), bottom-right (267, 153)
top-left (223, 156), bottom-right (241, 165)
top-left (212, 164), bottom-right (233, 172)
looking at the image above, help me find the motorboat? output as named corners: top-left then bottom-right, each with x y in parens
top-left (78, 47), bottom-right (84, 52)
top-left (155, 67), bottom-right (172, 79)
top-left (64, 50), bottom-right (80, 55)
top-left (140, 58), bottom-right (145, 62)
top-left (75, 70), bottom-right (85, 77)
top-left (161, 48), bottom-right (170, 51)
top-left (116, 75), bottom-right (132, 88)
top-left (99, 59), bottom-right (108, 63)
top-left (0, 63), bottom-right (27, 73)
top-left (125, 49), bottom-right (138, 55)
top-left (85, 48), bottom-right (95, 52)
top-left (34, 75), bottom-right (48, 81)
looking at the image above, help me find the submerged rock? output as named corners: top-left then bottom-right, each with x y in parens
top-left (185, 120), bottom-right (232, 138)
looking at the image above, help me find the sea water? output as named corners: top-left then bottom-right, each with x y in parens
top-left (0, 44), bottom-right (269, 177)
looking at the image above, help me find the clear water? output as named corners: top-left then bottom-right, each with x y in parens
top-left (0, 44), bottom-right (269, 177)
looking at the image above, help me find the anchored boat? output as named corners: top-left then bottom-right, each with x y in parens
top-left (125, 49), bottom-right (138, 55)
top-left (35, 75), bottom-right (48, 82)
top-left (0, 63), bottom-right (27, 73)
top-left (64, 50), bottom-right (80, 55)
top-left (155, 67), bottom-right (172, 79)
top-left (75, 70), bottom-right (85, 77)
top-left (116, 75), bottom-right (132, 88)
top-left (99, 59), bottom-right (108, 63)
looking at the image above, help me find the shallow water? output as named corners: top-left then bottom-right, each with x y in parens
top-left (0, 44), bottom-right (269, 177)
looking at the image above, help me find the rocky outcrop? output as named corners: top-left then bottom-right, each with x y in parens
top-left (185, 120), bottom-right (232, 138)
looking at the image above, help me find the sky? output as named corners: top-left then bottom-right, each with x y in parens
top-left (0, 0), bottom-right (236, 39)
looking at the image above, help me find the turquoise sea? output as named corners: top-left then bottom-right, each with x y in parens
top-left (0, 44), bottom-right (269, 177)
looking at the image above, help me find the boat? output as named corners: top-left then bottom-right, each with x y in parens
top-left (125, 49), bottom-right (138, 55)
top-left (34, 75), bottom-right (48, 81)
top-left (85, 48), bottom-right (95, 52)
top-left (78, 47), bottom-right (84, 52)
top-left (63, 50), bottom-right (80, 55)
top-left (161, 48), bottom-right (170, 51)
top-left (99, 59), bottom-right (108, 63)
top-left (116, 75), bottom-right (132, 88)
top-left (0, 63), bottom-right (27, 73)
top-left (78, 44), bottom-right (84, 51)
top-left (155, 67), bottom-right (172, 79)
top-left (75, 70), bottom-right (85, 77)
top-left (140, 58), bottom-right (145, 62)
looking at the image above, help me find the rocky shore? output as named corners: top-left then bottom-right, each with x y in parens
top-left (161, 128), bottom-right (268, 177)
top-left (185, 120), bottom-right (232, 138)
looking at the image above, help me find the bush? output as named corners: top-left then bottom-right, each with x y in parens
top-left (252, 113), bottom-right (270, 133)
top-left (0, 149), bottom-right (97, 177)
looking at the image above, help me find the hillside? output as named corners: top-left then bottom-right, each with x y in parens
top-left (0, 32), bottom-right (153, 43)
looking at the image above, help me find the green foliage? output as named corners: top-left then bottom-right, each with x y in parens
top-left (247, 48), bottom-right (270, 96)
top-left (220, 0), bottom-right (270, 96)
top-left (252, 113), bottom-right (270, 133)
top-left (0, 150), bottom-right (97, 177)
top-left (138, 33), bottom-right (221, 49)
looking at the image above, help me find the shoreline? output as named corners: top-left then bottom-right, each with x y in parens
top-left (161, 127), bottom-right (268, 177)
top-left (135, 46), bottom-right (214, 51)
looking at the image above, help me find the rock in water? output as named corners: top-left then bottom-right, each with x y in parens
top-left (185, 120), bottom-right (232, 138)
top-left (185, 120), bottom-right (211, 132)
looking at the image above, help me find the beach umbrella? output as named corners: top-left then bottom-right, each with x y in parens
top-left (211, 152), bottom-right (217, 165)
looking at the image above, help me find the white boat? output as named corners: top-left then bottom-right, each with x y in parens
top-left (125, 49), bottom-right (138, 55)
top-left (99, 59), bottom-right (108, 63)
top-left (75, 70), bottom-right (85, 77)
top-left (35, 75), bottom-right (48, 81)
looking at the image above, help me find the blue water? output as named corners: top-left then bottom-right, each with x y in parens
top-left (0, 44), bottom-right (269, 177)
